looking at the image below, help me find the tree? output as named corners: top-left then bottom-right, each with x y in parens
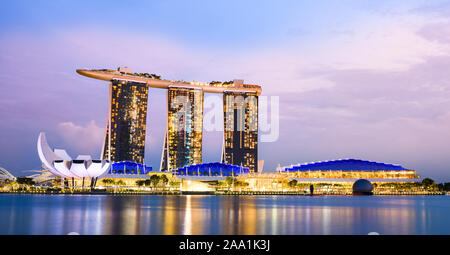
top-left (236, 181), bottom-right (249, 188)
top-left (437, 182), bottom-right (450, 191)
top-left (150, 74), bottom-right (161, 79)
top-left (216, 181), bottom-right (226, 187)
top-left (224, 177), bottom-right (235, 190)
top-left (225, 176), bottom-right (235, 185)
top-left (288, 180), bottom-right (298, 189)
top-left (422, 178), bottom-right (435, 187)
top-left (16, 177), bottom-right (35, 186)
top-left (225, 176), bottom-right (234, 184)
top-left (150, 175), bottom-right (160, 188)
top-left (136, 180), bottom-right (145, 187)
top-left (169, 181), bottom-right (181, 187)
top-left (6, 180), bottom-right (18, 186)
top-left (116, 180), bottom-right (125, 186)
top-left (102, 178), bottom-right (115, 186)
top-left (160, 175), bottom-right (169, 187)
top-left (444, 183), bottom-right (450, 191)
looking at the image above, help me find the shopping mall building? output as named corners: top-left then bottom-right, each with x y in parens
top-left (277, 159), bottom-right (418, 180)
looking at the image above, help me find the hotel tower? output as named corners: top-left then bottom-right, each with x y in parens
top-left (77, 67), bottom-right (262, 172)
top-left (102, 79), bottom-right (148, 164)
top-left (160, 87), bottom-right (204, 171)
top-left (223, 91), bottom-right (258, 172)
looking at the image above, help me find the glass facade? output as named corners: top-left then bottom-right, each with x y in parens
top-left (161, 87), bottom-right (204, 171)
top-left (173, 162), bottom-right (249, 176)
top-left (109, 161), bottom-right (152, 175)
top-left (222, 92), bottom-right (258, 172)
top-left (102, 80), bottom-right (148, 164)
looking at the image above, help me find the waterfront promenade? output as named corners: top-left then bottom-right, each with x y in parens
top-left (1, 189), bottom-right (445, 196)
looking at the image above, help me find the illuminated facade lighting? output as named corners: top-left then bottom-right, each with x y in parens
top-left (172, 162), bottom-right (249, 176)
top-left (109, 161), bottom-right (152, 174)
top-left (222, 92), bottom-right (258, 172)
top-left (102, 80), bottom-right (148, 164)
top-left (77, 68), bottom-right (262, 171)
top-left (161, 87), bottom-right (204, 171)
top-left (278, 159), bottom-right (419, 179)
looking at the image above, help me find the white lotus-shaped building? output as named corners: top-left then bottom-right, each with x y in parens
top-left (37, 132), bottom-right (110, 178)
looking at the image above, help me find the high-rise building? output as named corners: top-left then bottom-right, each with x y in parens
top-left (222, 92), bottom-right (258, 172)
top-left (77, 68), bottom-right (261, 171)
top-left (160, 87), bottom-right (204, 171)
top-left (102, 80), bottom-right (148, 164)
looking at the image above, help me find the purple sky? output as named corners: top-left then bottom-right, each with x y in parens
top-left (1, 1), bottom-right (450, 181)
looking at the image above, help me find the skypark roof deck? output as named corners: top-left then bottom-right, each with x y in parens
top-left (76, 68), bottom-right (262, 95)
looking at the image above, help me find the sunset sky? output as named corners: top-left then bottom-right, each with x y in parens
top-left (1, 0), bottom-right (450, 181)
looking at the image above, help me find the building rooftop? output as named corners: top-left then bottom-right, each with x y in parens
top-left (281, 159), bottom-right (412, 172)
top-left (76, 68), bottom-right (262, 95)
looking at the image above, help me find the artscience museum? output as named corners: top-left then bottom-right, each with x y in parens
top-left (37, 132), bottom-right (110, 181)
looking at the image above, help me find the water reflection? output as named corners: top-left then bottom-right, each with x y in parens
top-left (0, 194), bottom-right (449, 234)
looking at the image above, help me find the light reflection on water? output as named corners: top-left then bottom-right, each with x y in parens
top-left (1, 194), bottom-right (449, 235)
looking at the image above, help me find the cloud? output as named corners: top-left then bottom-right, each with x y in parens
top-left (2, 5), bottom-right (448, 98)
top-left (418, 22), bottom-right (450, 44)
top-left (412, 1), bottom-right (450, 17)
top-left (2, 2), bottom-right (450, 179)
top-left (56, 120), bottom-right (104, 157)
top-left (272, 54), bottom-right (450, 180)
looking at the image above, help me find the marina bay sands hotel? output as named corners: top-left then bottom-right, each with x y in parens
top-left (77, 67), bottom-right (262, 172)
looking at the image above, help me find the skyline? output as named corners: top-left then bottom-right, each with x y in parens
top-left (2, 1), bottom-right (450, 180)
